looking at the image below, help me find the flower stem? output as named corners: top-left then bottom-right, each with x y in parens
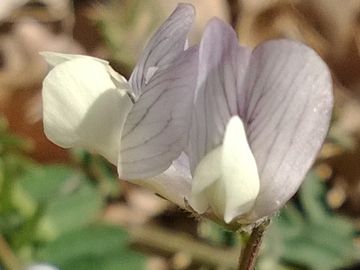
top-left (238, 219), bottom-right (270, 270)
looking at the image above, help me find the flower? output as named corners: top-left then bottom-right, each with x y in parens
top-left (162, 18), bottom-right (333, 224)
top-left (42, 4), bottom-right (198, 181)
top-left (42, 3), bottom-right (333, 225)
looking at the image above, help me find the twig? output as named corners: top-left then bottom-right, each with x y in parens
top-left (0, 235), bottom-right (22, 270)
top-left (238, 219), bottom-right (270, 270)
top-left (129, 224), bottom-right (239, 269)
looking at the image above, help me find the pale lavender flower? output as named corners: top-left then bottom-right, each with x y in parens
top-left (42, 4), bottom-right (198, 182)
top-left (42, 4), bottom-right (333, 225)
top-left (159, 18), bottom-right (333, 224)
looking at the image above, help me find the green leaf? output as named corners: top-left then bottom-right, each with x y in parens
top-left (266, 171), bottom-right (356, 270)
top-left (17, 164), bottom-right (103, 240)
top-left (40, 184), bottom-right (102, 238)
top-left (18, 165), bottom-right (85, 203)
top-left (38, 225), bottom-right (145, 270)
top-left (298, 171), bottom-right (328, 224)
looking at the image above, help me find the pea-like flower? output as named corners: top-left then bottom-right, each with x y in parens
top-left (42, 3), bottom-right (333, 225)
top-left (176, 18), bottom-right (333, 224)
top-left (42, 4), bottom-right (198, 181)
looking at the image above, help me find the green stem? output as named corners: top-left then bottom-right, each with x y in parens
top-left (238, 219), bottom-right (270, 270)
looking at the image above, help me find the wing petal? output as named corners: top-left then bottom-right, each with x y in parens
top-left (129, 3), bottom-right (195, 97)
top-left (118, 47), bottom-right (198, 179)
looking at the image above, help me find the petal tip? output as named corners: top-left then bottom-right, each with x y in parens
top-left (175, 3), bottom-right (195, 16)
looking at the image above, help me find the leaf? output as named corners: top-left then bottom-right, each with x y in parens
top-left (18, 165), bottom-right (82, 203)
top-left (298, 171), bottom-right (329, 223)
top-left (266, 171), bottom-right (356, 270)
top-left (18, 164), bottom-right (103, 239)
top-left (39, 184), bottom-right (102, 238)
top-left (38, 225), bottom-right (145, 270)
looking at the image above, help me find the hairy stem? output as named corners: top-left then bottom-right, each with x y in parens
top-left (238, 219), bottom-right (270, 270)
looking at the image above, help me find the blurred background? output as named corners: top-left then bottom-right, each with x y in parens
top-left (0, 0), bottom-right (360, 269)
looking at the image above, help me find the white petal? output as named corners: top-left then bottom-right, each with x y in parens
top-left (40, 51), bottom-right (108, 67)
top-left (189, 146), bottom-right (222, 214)
top-left (241, 40), bottom-right (333, 220)
top-left (129, 3), bottom-right (195, 97)
top-left (42, 57), bottom-right (133, 164)
top-left (118, 47), bottom-right (198, 179)
top-left (221, 116), bottom-right (260, 223)
top-left (189, 116), bottom-right (260, 223)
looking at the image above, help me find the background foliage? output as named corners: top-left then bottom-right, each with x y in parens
top-left (1, 0), bottom-right (360, 269)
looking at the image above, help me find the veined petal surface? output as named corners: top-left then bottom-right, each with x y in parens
top-left (188, 18), bottom-right (251, 172)
top-left (242, 40), bottom-right (333, 220)
top-left (42, 56), bottom-right (133, 164)
top-left (129, 3), bottom-right (195, 97)
top-left (132, 152), bottom-right (192, 208)
top-left (187, 19), bottom-right (332, 222)
top-left (118, 47), bottom-right (198, 179)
